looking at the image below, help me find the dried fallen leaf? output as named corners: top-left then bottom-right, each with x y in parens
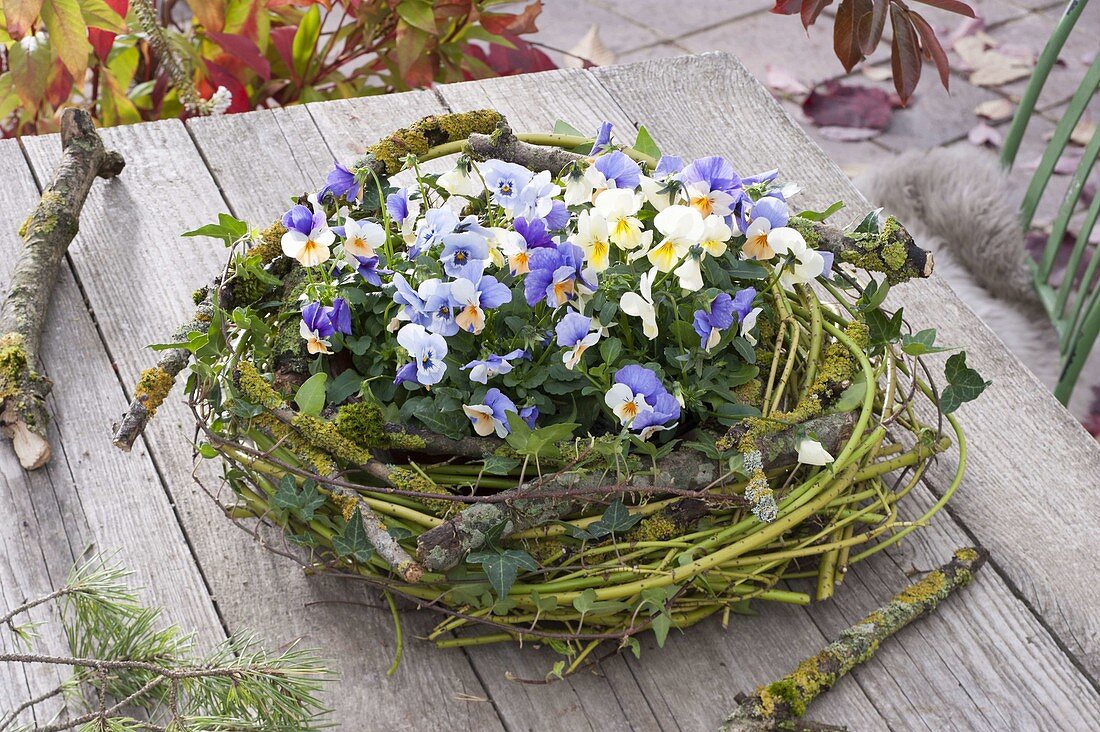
top-left (974, 98), bottom-right (1015, 121)
top-left (952, 33), bottom-right (1033, 87)
top-left (861, 64), bottom-right (894, 82)
top-left (802, 80), bottom-right (897, 132)
top-left (817, 125), bottom-right (885, 141)
top-left (968, 122), bottom-right (1003, 148)
top-left (1071, 118), bottom-right (1098, 147)
top-left (765, 64), bottom-right (810, 96)
top-left (564, 25), bottom-right (616, 69)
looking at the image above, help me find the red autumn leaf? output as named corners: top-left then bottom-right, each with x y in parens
top-left (200, 61), bottom-right (251, 114)
top-left (914, 0), bottom-right (975, 17)
top-left (801, 0), bottom-right (834, 28)
top-left (88, 0), bottom-right (128, 62)
top-left (771, 0), bottom-right (803, 14)
top-left (4, 0), bottom-right (44, 39)
top-left (834, 0), bottom-right (872, 72)
top-left (207, 30), bottom-right (271, 80)
top-left (802, 80), bottom-right (896, 130)
top-left (889, 3), bottom-right (922, 104)
top-left (480, 0), bottom-right (542, 36)
top-left (909, 10), bottom-right (950, 90)
top-left (270, 25), bottom-right (299, 81)
top-left (857, 0), bottom-right (888, 55)
top-left (462, 35), bottom-right (556, 77)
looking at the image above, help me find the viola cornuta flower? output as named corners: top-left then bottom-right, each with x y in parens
top-left (396, 323), bottom-right (448, 387)
top-left (555, 312), bottom-right (601, 370)
top-left (482, 160), bottom-right (533, 214)
top-left (620, 268), bottom-right (659, 339)
top-left (339, 217), bottom-right (385, 260)
top-left (462, 349), bottom-right (529, 384)
top-left (281, 204), bottom-right (334, 267)
top-left (463, 388), bottom-right (518, 437)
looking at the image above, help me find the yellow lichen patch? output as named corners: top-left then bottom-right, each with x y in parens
top-left (291, 413), bottom-right (373, 466)
top-left (134, 367), bottom-right (174, 415)
top-left (24, 190), bottom-right (66, 237)
top-left (0, 333), bottom-right (29, 399)
top-left (894, 569), bottom-right (946, 605)
top-left (332, 491), bottom-right (359, 522)
top-left (236, 361), bottom-right (285, 410)
top-left (387, 465), bottom-right (454, 515)
top-left (368, 110), bottom-right (504, 174)
top-left (253, 220), bottom-right (287, 264)
top-left (954, 547), bottom-right (979, 563)
top-left (627, 514), bottom-right (679, 543)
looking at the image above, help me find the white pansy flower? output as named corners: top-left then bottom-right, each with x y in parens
top-left (797, 438), bottom-right (835, 466)
top-left (620, 267), bottom-right (659, 339)
top-left (740, 307), bottom-right (762, 346)
top-left (594, 188), bottom-right (645, 250)
top-left (699, 214), bottom-right (731, 258)
top-left (649, 205), bottom-right (704, 272)
top-left (574, 209), bottom-right (612, 271)
top-left (342, 217), bottom-right (385, 259)
top-left (770, 227), bottom-right (825, 286)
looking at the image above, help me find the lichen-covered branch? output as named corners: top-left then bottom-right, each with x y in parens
top-left (416, 412), bottom-right (857, 572)
top-left (367, 110), bottom-right (505, 175)
top-left (331, 487), bottom-right (424, 583)
top-left (111, 289), bottom-right (213, 451)
top-left (788, 216), bottom-right (933, 284)
top-left (1, 108), bottom-right (125, 470)
top-left (720, 548), bottom-right (987, 732)
top-left (466, 120), bottom-right (585, 176)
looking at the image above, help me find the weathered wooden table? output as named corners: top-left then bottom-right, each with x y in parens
top-left (3, 52), bottom-right (1100, 730)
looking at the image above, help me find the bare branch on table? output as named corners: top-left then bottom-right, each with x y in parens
top-left (719, 548), bottom-right (988, 732)
top-left (416, 412), bottom-right (858, 572)
top-left (0, 108), bottom-right (124, 470)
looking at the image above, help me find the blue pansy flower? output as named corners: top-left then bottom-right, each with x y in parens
top-left (319, 161), bottom-right (359, 201)
top-left (440, 231), bottom-right (490, 279)
top-left (300, 298), bottom-right (351, 355)
top-left (349, 254), bottom-right (391, 287)
top-left (463, 388), bottom-right (518, 437)
top-left (593, 150), bottom-right (641, 190)
top-left (409, 208), bottom-right (459, 260)
top-left (515, 171), bottom-right (560, 222)
top-left (514, 217), bottom-right (554, 249)
top-left (462, 349), bottom-right (529, 384)
top-left (524, 243), bottom-right (594, 307)
top-left (421, 279), bottom-right (459, 337)
top-left (395, 323), bottom-right (448, 387)
top-left (604, 365), bottom-right (680, 438)
top-left (519, 405), bottom-right (539, 429)
top-left (592, 121), bottom-right (613, 154)
top-left (555, 312), bottom-right (600, 370)
top-left (655, 155), bottom-right (684, 177)
top-left (482, 160), bottom-right (533, 213)
top-left (679, 155), bottom-right (742, 218)
top-left (692, 287), bottom-right (756, 352)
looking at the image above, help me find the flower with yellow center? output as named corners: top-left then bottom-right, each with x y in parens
top-left (593, 188), bottom-right (645, 250)
top-left (649, 205), bottom-right (705, 273)
top-left (574, 209), bottom-right (612, 271)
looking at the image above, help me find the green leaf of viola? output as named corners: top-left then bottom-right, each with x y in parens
top-left (326, 369), bottom-right (363, 406)
top-left (599, 336), bottom-right (623, 366)
top-left (552, 119), bottom-right (586, 137)
top-left (940, 351), bottom-right (990, 414)
top-left (623, 636), bottom-right (642, 659)
top-left (633, 125), bottom-right (662, 161)
top-left (333, 508), bottom-right (374, 563)
top-left (901, 328), bottom-right (952, 356)
top-left (730, 336), bottom-right (756, 364)
top-left (294, 372), bottom-right (327, 416)
top-left (723, 258), bottom-right (770, 280)
top-left (523, 422), bottom-right (580, 458)
top-left (796, 200), bottom-right (846, 221)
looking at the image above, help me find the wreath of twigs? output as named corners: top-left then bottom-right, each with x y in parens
top-left (139, 113), bottom-right (967, 677)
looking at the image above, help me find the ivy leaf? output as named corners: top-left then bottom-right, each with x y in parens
top-left (587, 499), bottom-right (643, 538)
top-left (633, 125), bottom-right (662, 160)
top-left (482, 454), bottom-right (521, 476)
top-left (294, 372), bottom-right (327, 416)
top-left (467, 548), bottom-right (537, 600)
top-left (901, 329), bottom-right (952, 357)
top-left (865, 307), bottom-right (903, 350)
top-left (553, 119), bottom-right (586, 137)
top-left (273, 476), bottom-right (325, 521)
top-left (332, 509), bottom-right (374, 563)
top-left (940, 352), bottom-right (990, 414)
top-left (650, 611), bottom-right (672, 648)
top-left (856, 277), bottom-right (890, 312)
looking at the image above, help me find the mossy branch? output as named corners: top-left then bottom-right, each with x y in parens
top-left (720, 548), bottom-right (987, 732)
top-left (787, 216), bottom-right (933, 284)
top-left (415, 412), bottom-right (858, 572)
top-left (1, 108), bottom-right (124, 470)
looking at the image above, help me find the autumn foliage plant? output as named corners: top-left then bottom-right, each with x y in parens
top-left (773, 0), bottom-right (977, 103)
top-left (134, 111), bottom-right (986, 675)
top-left (0, 0), bottom-right (547, 136)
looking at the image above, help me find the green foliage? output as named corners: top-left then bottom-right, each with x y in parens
top-left (467, 547), bottom-right (538, 601)
top-left (294, 372), bottom-right (327, 416)
top-left (1, 0), bottom-right (547, 136)
top-left (558, 499), bottom-right (643, 541)
top-left (273, 475), bottom-right (325, 522)
top-left (333, 508), bottom-right (375, 563)
top-left (901, 328), bottom-right (951, 357)
top-left (940, 352), bottom-right (990, 414)
top-left (1, 556), bottom-right (328, 730)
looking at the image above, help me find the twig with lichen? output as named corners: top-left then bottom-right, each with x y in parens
top-left (1, 108), bottom-right (124, 470)
top-left (416, 412), bottom-right (857, 572)
top-left (719, 548), bottom-right (987, 732)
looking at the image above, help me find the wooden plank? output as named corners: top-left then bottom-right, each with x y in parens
top-left (591, 50), bottom-right (1100, 718)
top-left (434, 70), bottom-right (891, 731)
top-left (23, 114), bottom-right (504, 731)
top-left (0, 138), bottom-right (224, 727)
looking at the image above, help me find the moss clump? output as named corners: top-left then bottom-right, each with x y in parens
top-left (733, 378), bottom-right (763, 408)
top-left (134, 367), bottom-right (174, 415)
top-left (387, 465), bottom-right (454, 515)
top-left (335, 401), bottom-right (387, 449)
top-left (627, 514), bottom-right (679, 542)
top-left (192, 287), bottom-right (209, 305)
top-left (236, 361), bottom-right (285, 411)
top-left (367, 110), bottom-right (504, 175)
top-left (526, 539), bottom-right (567, 565)
top-left (253, 220), bottom-right (287, 264)
top-left (291, 413), bottom-right (373, 466)
top-left (0, 333), bottom-right (29, 399)
top-left (253, 412), bottom-right (335, 475)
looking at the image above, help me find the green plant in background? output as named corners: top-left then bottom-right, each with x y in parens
top-left (0, 0), bottom-right (548, 136)
top-left (0, 555), bottom-right (329, 731)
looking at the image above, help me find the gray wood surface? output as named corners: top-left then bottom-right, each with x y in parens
top-left (4, 52), bottom-right (1100, 731)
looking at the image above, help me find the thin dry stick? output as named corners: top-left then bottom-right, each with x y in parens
top-left (719, 547), bottom-right (987, 732)
top-left (1, 108), bottom-right (124, 470)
